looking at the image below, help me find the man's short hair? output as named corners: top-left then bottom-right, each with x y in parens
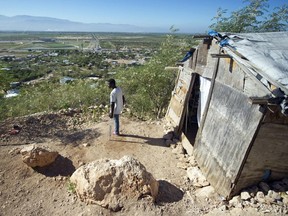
top-left (107, 78), bottom-right (116, 85)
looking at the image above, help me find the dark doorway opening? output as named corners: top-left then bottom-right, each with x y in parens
top-left (182, 74), bottom-right (200, 145)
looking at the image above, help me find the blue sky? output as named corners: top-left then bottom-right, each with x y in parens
top-left (0, 0), bottom-right (286, 33)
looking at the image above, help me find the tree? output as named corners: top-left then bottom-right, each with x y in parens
top-left (210, 0), bottom-right (287, 33)
top-left (260, 5), bottom-right (288, 32)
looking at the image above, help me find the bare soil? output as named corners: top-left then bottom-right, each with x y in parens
top-left (0, 113), bottom-right (283, 215)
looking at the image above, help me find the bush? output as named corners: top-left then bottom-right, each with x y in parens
top-left (0, 79), bottom-right (109, 121)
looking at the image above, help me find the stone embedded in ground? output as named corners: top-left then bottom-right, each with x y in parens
top-left (256, 191), bottom-right (266, 203)
top-left (229, 195), bottom-right (241, 207)
top-left (186, 167), bottom-right (209, 187)
top-left (20, 145), bottom-right (59, 167)
top-left (194, 186), bottom-right (215, 198)
top-left (70, 155), bottom-right (159, 211)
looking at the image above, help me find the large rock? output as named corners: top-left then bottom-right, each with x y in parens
top-left (70, 156), bottom-right (159, 211)
top-left (21, 145), bottom-right (58, 167)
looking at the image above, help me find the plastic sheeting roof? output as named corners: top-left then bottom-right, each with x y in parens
top-left (223, 32), bottom-right (288, 94)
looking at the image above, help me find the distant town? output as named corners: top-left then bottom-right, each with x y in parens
top-left (0, 31), bottom-right (188, 98)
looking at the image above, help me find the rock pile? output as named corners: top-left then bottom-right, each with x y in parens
top-left (226, 179), bottom-right (288, 213)
top-left (163, 128), bottom-right (288, 214)
top-left (70, 155), bottom-right (159, 211)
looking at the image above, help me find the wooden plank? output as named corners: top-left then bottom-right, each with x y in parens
top-left (181, 133), bottom-right (193, 155)
top-left (194, 82), bottom-right (264, 198)
top-left (169, 96), bottom-right (184, 117)
top-left (216, 57), bottom-right (244, 93)
top-left (193, 35), bottom-right (213, 39)
top-left (211, 54), bottom-right (231, 58)
top-left (224, 48), bottom-right (272, 96)
top-left (197, 47), bottom-right (220, 133)
top-left (224, 46), bottom-right (288, 95)
top-left (201, 40), bottom-right (220, 79)
top-left (191, 49), bottom-right (198, 71)
top-left (249, 97), bottom-right (269, 104)
top-left (166, 67), bottom-right (194, 134)
top-left (196, 42), bottom-right (209, 66)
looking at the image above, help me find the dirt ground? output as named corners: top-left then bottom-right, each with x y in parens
top-left (0, 112), bottom-right (285, 216)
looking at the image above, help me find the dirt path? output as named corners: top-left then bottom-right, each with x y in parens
top-left (0, 114), bottom-right (283, 215)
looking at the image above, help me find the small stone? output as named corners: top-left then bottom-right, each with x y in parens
top-left (82, 143), bottom-right (90, 147)
top-left (283, 197), bottom-right (288, 205)
top-left (250, 197), bottom-right (257, 204)
top-left (256, 191), bottom-right (266, 203)
top-left (267, 190), bottom-right (281, 201)
top-left (264, 194), bottom-right (275, 204)
top-left (172, 145), bottom-right (185, 155)
top-left (240, 191), bottom-right (251, 200)
top-left (194, 186), bottom-right (215, 198)
top-left (242, 200), bottom-right (251, 206)
top-left (229, 196), bottom-right (241, 207)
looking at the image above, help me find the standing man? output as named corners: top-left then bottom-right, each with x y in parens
top-left (107, 78), bottom-right (125, 135)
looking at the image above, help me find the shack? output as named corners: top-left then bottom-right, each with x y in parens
top-left (166, 31), bottom-right (288, 198)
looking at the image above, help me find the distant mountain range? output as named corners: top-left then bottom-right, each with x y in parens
top-left (0, 15), bottom-right (168, 33)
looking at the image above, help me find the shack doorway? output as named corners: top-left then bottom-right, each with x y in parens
top-left (182, 74), bottom-right (200, 145)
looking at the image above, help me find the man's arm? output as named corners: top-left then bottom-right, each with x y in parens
top-left (109, 102), bottom-right (115, 118)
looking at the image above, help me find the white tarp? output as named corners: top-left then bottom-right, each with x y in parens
top-left (224, 32), bottom-right (288, 94)
top-left (197, 76), bottom-right (211, 127)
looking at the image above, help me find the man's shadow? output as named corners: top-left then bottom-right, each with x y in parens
top-left (110, 134), bottom-right (167, 147)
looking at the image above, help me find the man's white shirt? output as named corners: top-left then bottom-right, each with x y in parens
top-left (110, 87), bottom-right (124, 114)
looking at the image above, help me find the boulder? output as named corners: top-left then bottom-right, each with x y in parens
top-left (70, 156), bottom-right (159, 211)
top-left (21, 145), bottom-right (58, 167)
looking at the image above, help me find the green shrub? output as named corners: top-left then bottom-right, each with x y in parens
top-left (0, 79), bottom-right (109, 121)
